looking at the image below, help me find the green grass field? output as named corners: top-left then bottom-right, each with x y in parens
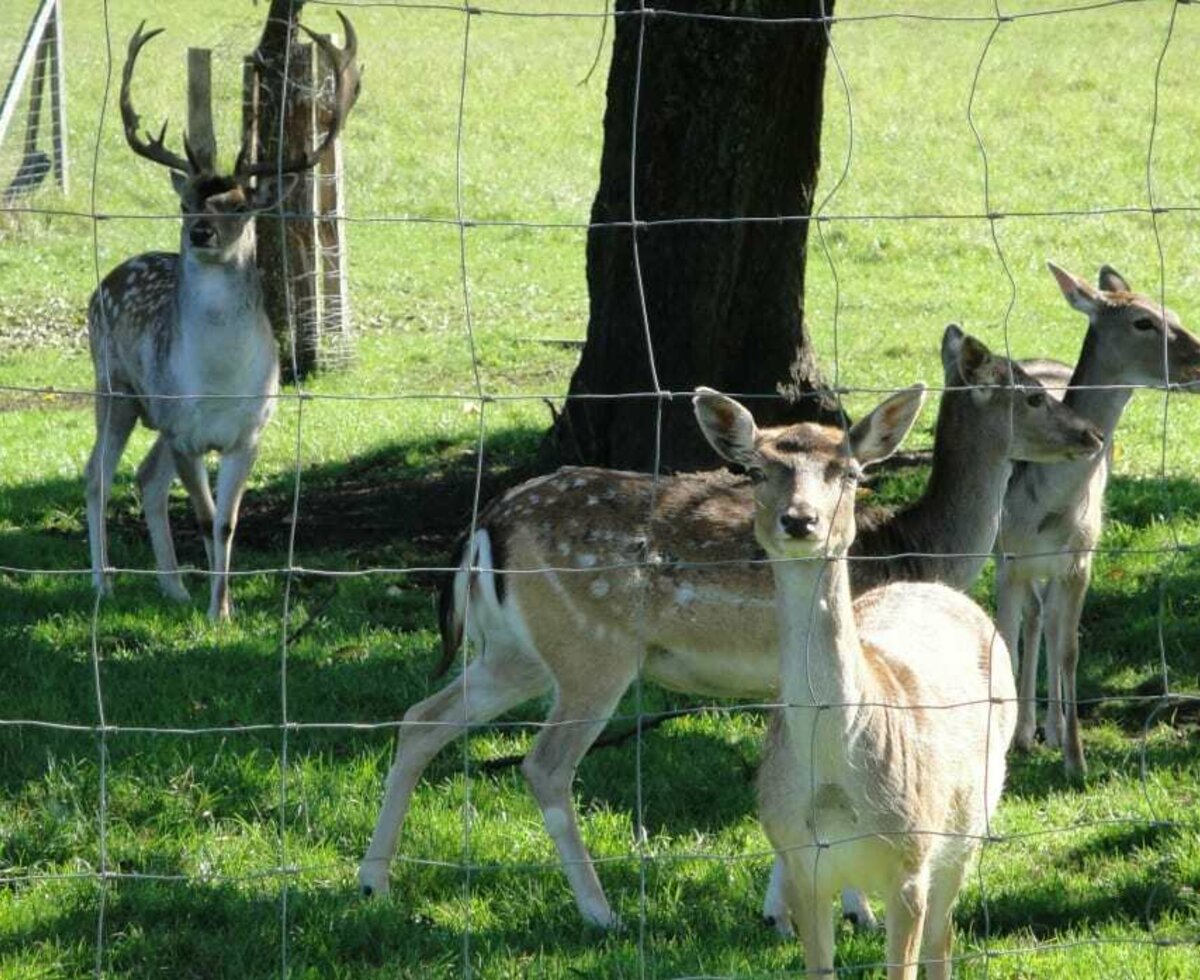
top-left (2, 1), bottom-right (1199, 976)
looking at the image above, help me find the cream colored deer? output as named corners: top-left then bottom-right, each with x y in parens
top-left (695, 385), bottom-right (1016, 979)
top-left (998, 262), bottom-right (1200, 777)
top-left (358, 328), bottom-right (1098, 927)
top-left (85, 17), bottom-right (358, 620)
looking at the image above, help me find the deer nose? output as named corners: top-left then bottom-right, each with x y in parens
top-left (190, 222), bottom-right (216, 247)
top-left (780, 510), bottom-right (820, 539)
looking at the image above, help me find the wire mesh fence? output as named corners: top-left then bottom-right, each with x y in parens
top-left (1, 0), bottom-right (1198, 977)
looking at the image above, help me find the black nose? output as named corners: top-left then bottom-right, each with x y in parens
top-left (780, 511), bottom-right (819, 539)
top-left (190, 223), bottom-right (216, 247)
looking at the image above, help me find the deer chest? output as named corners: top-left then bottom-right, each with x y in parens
top-left (157, 327), bottom-right (278, 455)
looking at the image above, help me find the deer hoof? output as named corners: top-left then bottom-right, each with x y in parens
top-left (763, 913), bottom-right (795, 938)
top-left (358, 861), bottom-right (390, 900)
top-left (1012, 726), bottom-right (1038, 753)
top-left (581, 901), bottom-right (619, 931)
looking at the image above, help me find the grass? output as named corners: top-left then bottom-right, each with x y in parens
top-left (2, 0), bottom-right (1200, 976)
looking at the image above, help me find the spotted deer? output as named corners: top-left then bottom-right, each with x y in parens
top-left (85, 16), bottom-right (359, 620)
top-left (694, 385), bottom-right (1016, 979)
top-left (358, 327), bottom-right (1099, 927)
top-left (997, 262), bottom-right (1200, 777)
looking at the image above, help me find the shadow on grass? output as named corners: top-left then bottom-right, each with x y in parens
top-left (0, 871), bottom-right (790, 980)
top-left (963, 819), bottom-right (1194, 939)
top-left (0, 877), bottom-right (469, 980)
top-left (2, 436), bottom-right (1199, 924)
top-left (0, 422), bottom-right (548, 581)
top-left (4, 441), bottom-right (1200, 764)
top-left (1003, 724), bottom-right (1197, 802)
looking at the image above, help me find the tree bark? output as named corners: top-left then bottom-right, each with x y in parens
top-left (548, 0), bottom-right (841, 473)
top-left (251, 0), bottom-right (316, 381)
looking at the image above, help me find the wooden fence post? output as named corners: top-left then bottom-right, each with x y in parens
top-left (316, 36), bottom-right (351, 367)
top-left (246, 0), bottom-right (352, 380)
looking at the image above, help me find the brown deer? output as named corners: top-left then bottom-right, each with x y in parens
top-left (358, 328), bottom-right (1099, 927)
top-left (997, 262), bottom-right (1200, 777)
top-left (85, 16), bottom-right (358, 620)
top-left (694, 384), bottom-right (1015, 979)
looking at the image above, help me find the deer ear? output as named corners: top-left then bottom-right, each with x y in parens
top-left (849, 384), bottom-right (926, 467)
top-left (940, 323), bottom-right (965, 376)
top-left (693, 387), bottom-right (762, 470)
top-left (1097, 264), bottom-right (1131, 294)
top-left (170, 170), bottom-right (189, 198)
top-left (956, 334), bottom-right (998, 386)
top-left (1048, 260), bottom-right (1103, 314)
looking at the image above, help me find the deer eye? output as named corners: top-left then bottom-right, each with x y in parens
top-left (1026, 392), bottom-right (1045, 408)
top-left (1133, 317), bottom-right (1156, 332)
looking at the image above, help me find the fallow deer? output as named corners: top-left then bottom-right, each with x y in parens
top-left (85, 16), bottom-right (359, 620)
top-left (358, 328), bottom-right (1099, 927)
top-left (694, 384), bottom-right (1016, 979)
top-left (997, 262), bottom-right (1200, 777)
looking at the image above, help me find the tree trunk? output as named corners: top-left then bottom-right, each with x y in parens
top-left (548, 0), bottom-right (841, 473)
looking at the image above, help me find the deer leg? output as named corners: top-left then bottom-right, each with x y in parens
top-left (1013, 583), bottom-right (1044, 751)
top-left (359, 649), bottom-right (550, 900)
top-left (172, 451), bottom-right (217, 572)
top-left (85, 394), bottom-right (138, 596)
top-left (137, 436), bottom-right (188, 602)
top-left (920, 854), bottom-right (969, 980)
top-left (208, 446), bottom-right (257, 621)
top-left (1041, 577), bottom-right (1071, 752)
top-left (778, 854), bottom-right (834, 976)
top-left (762, 855), bottom-right (792, 934)
top-left (1046, 569), bottom-right (1090, 779)
top-left (521, 667), bottom-right (635, 929)
top-left (841, 886), bottom-right (878, 931)
top-left (886, 872), bottom-right (928, 980)
top-left (764, 858), bottom-right (876, 936)
top-left (994, 563), bottom-right (1036, 748)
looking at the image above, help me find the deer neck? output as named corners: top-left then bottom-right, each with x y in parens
top-left (1063, 327), bottom-right (1133, 440)
top-left (176, 238), bottom-right (262, 329)
top-left (903, 388), bottom-right (1012, 579)
top-left (772, 553), bottom-right (865, 715)
top-left (1007, 329), bottom-right (1127, 520)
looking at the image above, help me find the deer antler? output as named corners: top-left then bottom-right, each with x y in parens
top-left (120, 22), bottom-right (195, 174)
top-left (236, 11), bottom-right (360, 181)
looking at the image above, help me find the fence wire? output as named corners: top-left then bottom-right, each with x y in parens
top-left (1, 0), bottom-right (1198, 978)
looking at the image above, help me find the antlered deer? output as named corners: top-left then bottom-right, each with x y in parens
top-left (85, 15), bottom-right (359, 620)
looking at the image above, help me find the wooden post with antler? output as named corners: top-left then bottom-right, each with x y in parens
top-left (244, 1), bottom-right (355, 379)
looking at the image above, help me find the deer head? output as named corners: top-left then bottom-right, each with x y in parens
top-left (1048, 261), bottom-right (1200, 389)
top-left (693, 386), bottom-right (927, 559)
top-left (120, 14), bottom-right (360, 264)
top-left (941, 325), bottom-right (1103, 463)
